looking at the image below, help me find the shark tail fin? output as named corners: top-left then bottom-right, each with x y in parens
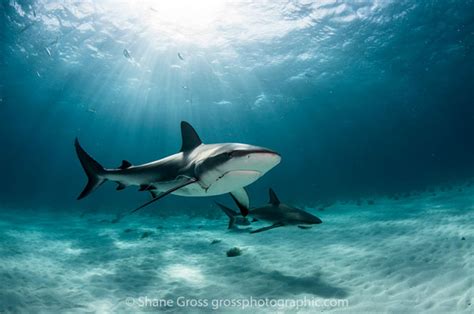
top-left (75, 138), bottom-right (107, 200)
top-left (215, 202), bottom-right (238, 229)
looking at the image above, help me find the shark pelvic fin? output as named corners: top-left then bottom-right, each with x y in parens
top-left (149, 190), bottom-right (162, 199)
top-left (268, 188), bottom-right (280, 205)
top-left (230, 187), bottom-right (250, 216)
top-left (119, 160), bottom-right (132, 169)
top-left (180, 121), bottom-right (202, 152)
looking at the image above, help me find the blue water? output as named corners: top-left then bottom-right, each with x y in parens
top-left (1, 1), bottom-right (473, 312)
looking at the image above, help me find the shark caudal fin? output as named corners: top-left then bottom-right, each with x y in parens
top-left (75, 138), bottom-right (106, 200)
top-left (215, 202), bottom-right (239, 229)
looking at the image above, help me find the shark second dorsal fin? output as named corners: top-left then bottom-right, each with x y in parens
top-left (269, 188), bottom-right (280, 205)
top-left (180, 121), bottom-right (202, 152)
top-left (119, 160), bottom-right (132, 169)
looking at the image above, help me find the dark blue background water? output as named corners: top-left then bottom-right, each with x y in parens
top-left (1, 0), bottom-right (473, 212)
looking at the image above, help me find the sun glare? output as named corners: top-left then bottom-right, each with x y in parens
top-left (150, 0), bottom-right (224, 28)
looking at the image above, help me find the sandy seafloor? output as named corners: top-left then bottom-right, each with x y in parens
top-left (0, 187), bottom-right (472, 313)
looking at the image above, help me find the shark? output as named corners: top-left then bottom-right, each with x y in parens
top-left (75, 121), bottom-right (281, 216)
top-left (216, 188), bottom-right (322, 233)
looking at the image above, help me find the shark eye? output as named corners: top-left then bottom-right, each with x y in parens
top-left (226, 152), bottom-right (233, 158)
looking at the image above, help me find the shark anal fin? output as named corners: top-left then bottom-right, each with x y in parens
top-left (268, 188), bottom-right (280, 205)
top-left (180, 121), bottom-right (202, 152)
top-left (149, 190), bottom-right (162, 199)
top-left (250, 223), bottom-right (284, 234)
top-left (119, 160), bottom-right (132, 169)
top-left (230, 188), bottom-right (250, 217)
top-left (116, 183), bottom-right (126, 190)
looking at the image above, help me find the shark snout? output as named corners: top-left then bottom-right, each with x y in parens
top-left (309, 216), bottom-right (323, 224)
top-left (234, 148), bottom-right (281, 173)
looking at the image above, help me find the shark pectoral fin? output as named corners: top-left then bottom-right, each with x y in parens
top-left (116, 183), bottom-right (126, 190)
top-left (250, 223), bottom-right (284, 234)
top-left (129, 178), bottom-right (198, 215)
top-left (298, 225), bottom-right (312, 229)
top-left (230, 187), bottom-right (250, 217)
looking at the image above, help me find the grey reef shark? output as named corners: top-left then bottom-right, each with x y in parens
top-left (216, 188), bottom-right (322, 233)
top-left (75, 121), bottom-right (281, 219)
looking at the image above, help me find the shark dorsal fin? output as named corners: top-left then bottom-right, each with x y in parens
top-left (180, 121), bottom-right (202, 152)
top-left (119, 160), bottom-right (132, 169)
top-left (269, 188), bottom-right (280, 205)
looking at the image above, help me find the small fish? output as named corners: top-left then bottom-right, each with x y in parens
top-left (123, 48), bottom-right (131, 59)
top-left (87, 108), bottom-right (97, 113)
top-left (36, 71), bottom-right (41, 78)
top-left (182, 85), bottom-right (188, 90)
top-left (177, 52), bottom-right (184, 60)
top-left (19, 23), bottom-right (34, 34)
top-left (48, 36), bottom-right (59, 47)
top-left (44, 47), bottom-right (52, 57)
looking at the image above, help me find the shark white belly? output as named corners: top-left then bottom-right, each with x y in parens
top-left (155, 170), bottom-right (262, 196)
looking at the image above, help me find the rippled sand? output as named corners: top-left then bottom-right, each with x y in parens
top-left (0, 188), bottom-right (472, 313)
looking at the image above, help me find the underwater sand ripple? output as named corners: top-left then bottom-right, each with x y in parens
top-left (0, 190), bottom-right (473, 313)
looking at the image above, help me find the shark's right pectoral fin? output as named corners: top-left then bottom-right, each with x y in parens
top-left (250, 223), bottom-right (284, 234)
top-left (230, 187), bottom-right (250, 217)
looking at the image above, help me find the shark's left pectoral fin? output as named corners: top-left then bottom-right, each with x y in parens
top-left (110, 178), bottom-right (198, 223)
top-left (230, 187), bottom-right (250, 217)
top-left (298, 225), bottom-right (312, 230)
top-left (250, 222), bottom-right (284, 234)
top-left (130, 178), bottom-right (198, 214)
